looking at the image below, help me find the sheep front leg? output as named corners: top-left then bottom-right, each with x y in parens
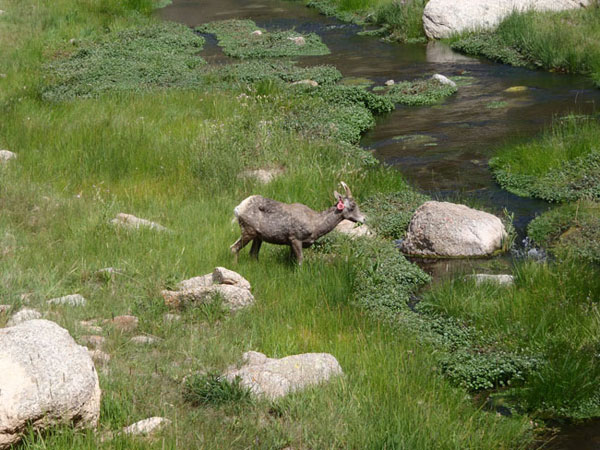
top-left (230, 236), bottom-right (251, 263)
top-left (290, 239), bottom-right (303, 265)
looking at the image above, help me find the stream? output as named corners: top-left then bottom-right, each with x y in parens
top-left (160, 1), bottom-right (600, 447)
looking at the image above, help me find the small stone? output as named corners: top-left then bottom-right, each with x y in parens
top-left (47, 294), bottom-right (87, 307)
top-left (251, 30), bottom-right (262, 36)
top-left (110, 315), bottom-right (139, 332)
top-left (0, 74), bottom-right (6, 78)
top-left (162, 285), bottom-right (254, 311)
top-left (88, 349), bottom-right (111, 365)
top-left (468, 274), bottom-right (514, 286)
top-left (177, 274), bottom-right (213, 290)
top-left (224, 351), bottom-right (343, 400)
top-left (164, 313), bottom-right (181, 322)
top-left (384, 79), bottom-right (395, 86)
top-left (80, 320), bottom-right (103, 333)
top-left (80, 335), bottom-right (105, 349)
top-left (69, 38), bottom-right (76, 45)
top-left (95, 267), bottom-right (122, 278)
top-left (110, 213), bottom-right (170, 232)
top-left (122, 417), bottom-right (171, 436)
top-left (287, 36), bottom-right (306, 46)
top-left (0, 150), bottom-right (17, 162)
top-left (130, 335), bottom-right (158, 345)
top-left (19, 293), bottom-right (33, 304)
top-left (504, 86), bottom-right (528, 93)
top-left (240, 167), bottom-right (284, 184)
top-left (431, 74), bottom-right (457, 88)
top-left (7, 308), bottom-right (41, 326)
top-left (291, 79), bottom-right (318, 87)
top-left (334, 220), bottom-right (373, 238)
top-left (212, 267), bottom-right (251, 290)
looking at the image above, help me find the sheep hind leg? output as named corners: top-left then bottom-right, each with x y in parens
top-left (249, 238), bottom-right (262, 260)
top-left (290, 239), bottom-right (303, 266)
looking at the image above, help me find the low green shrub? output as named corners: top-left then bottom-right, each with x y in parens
top-left (217, 60), bottom-right (342, 85)
top-left (386, 78), bottom-right (457, 106)
top-left (43, 23), bottom-right (205, 101)
top-left (196, 19), bottom-right (330, 59)
top-left (183, 372), bottom-right (253, 407)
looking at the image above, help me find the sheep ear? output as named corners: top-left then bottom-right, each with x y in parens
top-left (333, 190), bottom-right (342, 200)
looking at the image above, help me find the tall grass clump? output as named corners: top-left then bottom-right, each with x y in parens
top-left (306, 0), bottom-right (427, 42)
top-left (450, 5), bottom-right (600, 85)
top-left (490, 115), bottom-right (600, 202)
top-left (421, 259), bottom-right (600, 418)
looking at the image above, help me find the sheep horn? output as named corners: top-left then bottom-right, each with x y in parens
top-left (340, 181), bottom-right (352, 198)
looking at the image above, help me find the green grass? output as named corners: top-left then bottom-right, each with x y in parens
top-left (489, 115), bottom-right (600, 202)
top-left (421, 259), bottom-right (600, 418)
top-left (196, 19), bottom-right (330, 59)
top-left (386, 77), bottom-right (458, 106)
top-left (528, 200), bottom-right (600, 264)
top-left (306, 0), bottom-right (427, 43)
top-left (449, 5), bottom-right (600, 86)
top-left (0, 0), bottom-right (537, 447)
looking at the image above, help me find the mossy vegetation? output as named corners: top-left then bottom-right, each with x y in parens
top-left (449, 6), bottom-right (600, 86)
top-left (386, 77), bottom-right (458, 106)
top-left (490, 115), bottom-right (600, 202)
top-left (196, 19), bottom-right (330, 58)
top-left (306, 0), bottom-right (427, 43)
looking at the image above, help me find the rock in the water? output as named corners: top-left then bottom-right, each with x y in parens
top-left (334, 219), bottom-right (373, 238)
top-left (123, 417), bottom-right (171, 436)
top-left (0, 150), bottom-right (16, 163)
top-left (212, 267), bottom-right (251, 290)
top-left (423, 0), bottom-right (590, 39)
top-left (288, 36), bottom-right (306, 46)
top-left (426, 41), bottom-right (477, 63)
top-left (291, 79), bottom-right (319, 87)
top-left (400, 201), bottom-right (507, 257)
top-left (6, 308), bottom-right (41, 327)
top-left (162, 285), bottom-right (254, 311)
top-left (432, 73), bottom-right (457, 88)
top-left (385, 79), bottom-right (395, 86)
top-left (109, 315), bottom-right (138, 332)
top-left (47, 294), bottom-right (87, 307)
top-left (110, 213), bottom-right (169, 232)
top-left (0, 320), bottom-right (101, 449)
top-left (504, 86), bottom-right (528, 93)
top-left (224, 351), bottom-right (343, 400)
top-left (469, 274), bottom-right (514, 286)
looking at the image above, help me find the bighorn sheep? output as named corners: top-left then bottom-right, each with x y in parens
top-left (230, 182), bottom-right (365, 265)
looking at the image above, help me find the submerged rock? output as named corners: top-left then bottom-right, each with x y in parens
top-left (0, 320), bottom-right (101, 449)
top-left (401, 201), bottom-right (507, 257)
top-left (224, 351), bottom-right (343, 399)
top-left (423, 0), bottom-right (590, 39)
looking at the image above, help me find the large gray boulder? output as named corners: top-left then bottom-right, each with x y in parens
top-left (224, 351), bottom-right (343, 400)
top-left (423, 0), bottom-right (590, 39)
top-left (0, 320), bottom-right (101, 449)
top-left (400, 201), bottom-right (507, 257)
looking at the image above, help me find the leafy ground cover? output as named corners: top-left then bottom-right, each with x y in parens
top-left (196, 19), bottom-right (330, 58)
top-left (0, 0), bottom-right (535, 448)
top-left (386, 77), bottom-right (458, 106)
top-left (449, 5), bottom-right (600, 86)
top-left (306, 0), bottom-right (427, 43)
top-left (489, 115), bottom-right (600, 202)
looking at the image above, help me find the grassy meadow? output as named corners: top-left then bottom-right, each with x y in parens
top-left (0, 0), bottom-right (536, 448)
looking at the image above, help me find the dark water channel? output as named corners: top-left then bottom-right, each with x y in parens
top-left (160, 1), bottom-right (600, 447)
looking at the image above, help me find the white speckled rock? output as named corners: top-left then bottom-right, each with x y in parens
top-left (334, 219), bottom-right (373, 238)
top-left (212, 267), bottom-right (251, 290)
top-left (224, 351), bottom-right (343, 400)
top-left (6, 308), bottom-right (41, 327)
top-left (401, 201), bottom-right (507, 257)
top-left (432, 74), bottom-right (456, 88)
top-left (423, 0), bottom-right (590, 39)
top-left (110, 213), bottom-right (169, 232)
top-left (469, 274), bottom-right (514, 286)
top-left (0, 320), bottom-right (101, 449)
top-left (47, 294), bottom-right (87, 307)
top-left (177, 274), bottom-right (213, 290)
top-left (162, 285), bottom-right (254, 311)
top-left (0, 150), bottom-right (16, 163)
top-left (122, 417), bottom-right (171, 436)
top-left (288, 36), bottom-right (305, 45)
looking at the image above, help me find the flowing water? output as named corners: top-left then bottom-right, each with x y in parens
top-left (160, 1), bottom-right (600, 446)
